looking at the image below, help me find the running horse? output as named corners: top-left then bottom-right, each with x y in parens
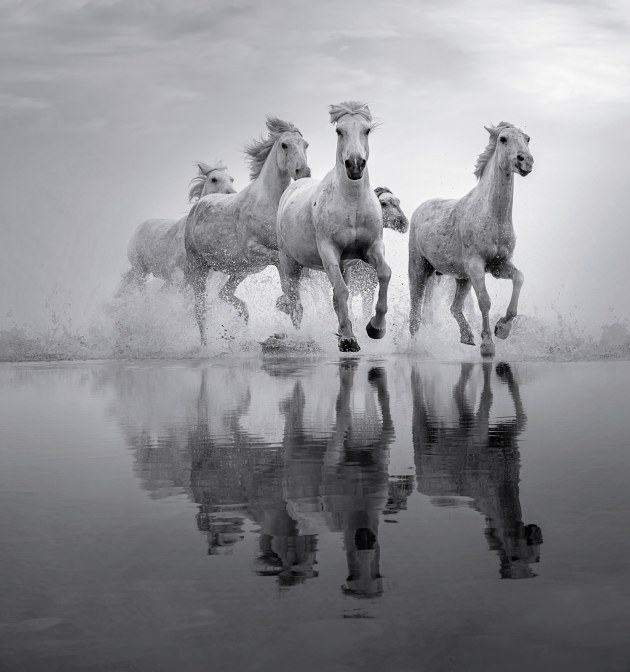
top-left (276, 101), bottom-right (391, 352)
top-left (408, 122), bottom-right (533, 357)
top-left (185, 118), bottom-right (310, 344)
top-left (118, 162), bottom-right (236, 294)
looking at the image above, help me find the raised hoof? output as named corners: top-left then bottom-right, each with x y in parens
top-left (366, 319), bottom-right (386, 340)
top-left (494, 318), bottom-right (512, 340)
top-left (480, 341), bottom-right (495, 358)
top-left (460, 333), bottom-right (475, 346)
top-left (339, 337), bottom-right (361, 353)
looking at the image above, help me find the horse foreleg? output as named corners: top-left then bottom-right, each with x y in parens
top-left (408, 256), bottom-right (432, 336)
top-left (466, 258), bottom-right (495, 357)
top-left (219, 273), bottom-right (250, 323)
top-left (185, 253), bottom-right (210, 345)
top-left (451, 278), bottom-right (475, 345)
top-left (319, 242), bottom-right (359, 352)
top-left (365, 239), bottom-right (391, 340)
top-left (276, 251), bottom-right (303, 329)
top-left (493, 261), bottom-right (524, 340)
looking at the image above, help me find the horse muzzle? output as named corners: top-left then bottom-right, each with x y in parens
top-left (295, 166), bottom-right (311, 179)
top-left (345, 157), bottom-right (366, 180)
top-left (516, 154), bottom-right (533, 176)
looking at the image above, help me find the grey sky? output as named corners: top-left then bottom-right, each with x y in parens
top-left (1, 0), bottom-right (629, 329)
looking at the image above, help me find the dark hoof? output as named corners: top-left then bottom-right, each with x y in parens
top-left (339, 337), bottom-right (360, 353)
top-left (366, 319), bottom-right (386, 340)
top-left (460, 333), bottom-right (475, 346)
top-left (480, 341), bottom-right (495, 358)
top-left (494, 318), bottom-right (512, 340)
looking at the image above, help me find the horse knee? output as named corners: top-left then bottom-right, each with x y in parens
top-left (513, 269), bottom-right (524, 288)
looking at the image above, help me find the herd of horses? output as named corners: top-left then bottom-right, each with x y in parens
top-left (119, 101), bottom-right (534, 357)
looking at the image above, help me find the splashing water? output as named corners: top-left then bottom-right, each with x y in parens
top-left (1, 232), bottom-right (628, 362)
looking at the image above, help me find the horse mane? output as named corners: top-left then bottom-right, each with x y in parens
top-left (329, 100), bottom-right (373, 124)
top-left (474, 121), bottom-right (519, 179)
top-left (244, 117), bottom-right (302, 181)
top-left (188, 160), bottom-right (228, 202)
top-left (374, 187), bottom-right (392, 199)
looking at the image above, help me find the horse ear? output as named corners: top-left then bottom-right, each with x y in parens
top-left (483, 125), bottom-right (494, 135)
top-left (197, 161), bottom-right (211, 175)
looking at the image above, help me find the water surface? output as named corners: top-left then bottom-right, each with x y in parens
top-left (1, 357), bottom-right (629, 671)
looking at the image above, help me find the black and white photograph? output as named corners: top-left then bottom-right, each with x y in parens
top-left (1, 1), bottom-right (629, 670)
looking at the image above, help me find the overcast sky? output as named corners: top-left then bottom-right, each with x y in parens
top-left (1, 0), bottom-right (629, 330)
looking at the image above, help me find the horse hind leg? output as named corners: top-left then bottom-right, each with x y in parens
top-left (116, 264), bottom-right (146, 297)
top-left (276, 251), bottom-right (304, 329)
top-left (408, 256), bottom-right (433, 336)
top-left (493, 261), bottom-right (524, 340)
top-left (451, 278), bottom-right (475, 345)
top-left (219, 273), bottom-right (250, 323)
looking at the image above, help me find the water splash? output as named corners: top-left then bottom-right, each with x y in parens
top-left (1, 245), bottom-right (629, 362)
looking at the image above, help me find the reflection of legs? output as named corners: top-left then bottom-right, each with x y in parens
top-left (319, 241), bottom-right (358, 352)
top-left (451, 279), bottom-right (475, 345)
top-left (277, 251), bottom-right (304, 329)
top-left (466, 257), bottom-right (494, 357)
top-left (365, 240), bottom-right (391, 339)
top-left (493, 261), bottom-right (524, 340)
top-left (185, 253), bottom-right (210, 345)
top-left (219, 273), bottom-right (250, 322)
top-left (476, 362), bottom-right (493, 433)
top-left (409, 256), bottom-right (432, 336)
top-left (368, 367), bottom-right (393, 437)
top-left (496, 362), bottom-right (527, 432)
top-left (453, 363), bottom-right (474, 425)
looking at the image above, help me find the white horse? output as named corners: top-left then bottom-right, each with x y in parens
top-left (185, 118), bottom-right (310, 344)
top-left (276, 101), bottom-right (391, 352)
top-left (408, 122), bottom-right (533, 357)
top-left (118, 162), bottom-right (236, 294)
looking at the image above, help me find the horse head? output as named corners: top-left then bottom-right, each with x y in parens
top-left (189, 161), bottom-right (236, 201)
top-left (245, 117), bottom-right (310, 182)
top-left (330, 101), bottom-right (376, 181)
top-left (375, 187), bottom-right (408, 233)
top-left (483, 122), bottom-right (533, 177)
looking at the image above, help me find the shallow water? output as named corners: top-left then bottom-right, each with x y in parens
top-left (1, 356), bottom-right (630, 671)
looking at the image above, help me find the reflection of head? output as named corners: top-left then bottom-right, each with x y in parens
top-left (486, 522), bottom-right (543, 579)
top-left (256, 532), bottom-right (319, 587)
top-left (342, 527), bottom-right (383, 598)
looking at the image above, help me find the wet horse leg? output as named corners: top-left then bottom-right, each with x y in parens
top-left (493, 261), bottom-right (524, 340)
top-left (409, 256), bottom-right (433, 336)
top-left (466, 257), bottom-right (495, 357)
top-left (185, 253), bottom-right (210, 345)
top-left (360, 267), bottom-right (378, 322)
top-left (365, 239), bottom-right (391, 340)
top-left (277, 251), bottom-right (304, 329)
top-left (219, 272), bottom-right (250, 323)
top-left (451, 278), bottom-right (475, 345)
top-left (319, 241), bottom-right (359, 352)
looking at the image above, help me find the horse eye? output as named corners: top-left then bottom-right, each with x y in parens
top-left (336, 129), bottom-right (342, 136)
top-left (211, 177), bottom-right (217, 182)
top-left (499, 136), bottom-right (507, 143)
top-left (365, 128), bottom-right (371, 135)
top-left (525, 136), bottom-right (531, 143)
top-left (281, 142), bottom-right (288, 149)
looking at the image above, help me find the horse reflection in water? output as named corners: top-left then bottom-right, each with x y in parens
top-left (412, 362), bottom-right (542, 579)
top-left (276, 360), bottom-right (396, 597)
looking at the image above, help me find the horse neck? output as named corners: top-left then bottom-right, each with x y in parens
top-left (250, 143), bottom-right (291, 204)
top-left (476, 153), bottom-right (514, 225)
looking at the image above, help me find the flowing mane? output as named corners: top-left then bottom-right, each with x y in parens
top-left (244, 117), bottom-right (302, 181)
top-left (188, 160), bottom-right (228, 202)
top-left (474, 122), bottom-right (521, 179)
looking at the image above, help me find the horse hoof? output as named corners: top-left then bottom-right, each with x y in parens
top-left (494, 318), bottom-right (512, 340)
top-left (366, 319), bottom-right (386, 340)
top-left (461, 333), bottom-right (475, 346)
top-left (339, 337), bottom-right (360, 353)
top-left (480, 341), bottom-right (495, 358)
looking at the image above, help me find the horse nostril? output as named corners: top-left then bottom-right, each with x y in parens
top-left (517, 154), bottom-right (524, 162)
top-left (358, 158), bottom-right (366, 169)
